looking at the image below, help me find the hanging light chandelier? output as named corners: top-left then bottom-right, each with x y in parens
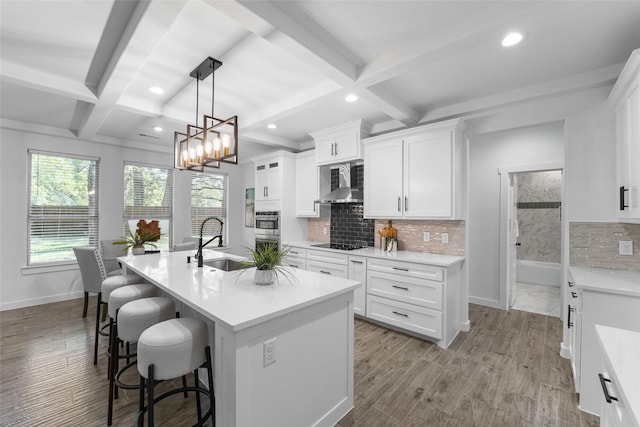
top-left (174, 57), bottom-right (238, 171)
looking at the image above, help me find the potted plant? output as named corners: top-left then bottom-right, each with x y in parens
top-left (238, 243), bottom-right (295, 285)
top-left (113, 228), bottom-right (160, 255)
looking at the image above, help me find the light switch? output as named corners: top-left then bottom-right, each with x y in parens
top-left (441, 233), bottom-right (449, 244)
top-left (619, 240), bottom-right (633, 256)
top-left (423, 232), bottom-right (431, 242)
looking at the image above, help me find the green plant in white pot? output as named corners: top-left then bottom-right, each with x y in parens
top-left (113, 228), bottom-right (160, 255)
top-left (238, 243), bottom-right (295, 285)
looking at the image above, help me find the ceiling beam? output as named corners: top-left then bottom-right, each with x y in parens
top-left (76, 0), bottom-right (188, 140)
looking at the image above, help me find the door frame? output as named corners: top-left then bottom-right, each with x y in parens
top-left (497, 162), bottom-right (564, 310)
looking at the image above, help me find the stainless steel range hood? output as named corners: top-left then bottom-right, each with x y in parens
top-left (315, 163), bottom-right (363, 204)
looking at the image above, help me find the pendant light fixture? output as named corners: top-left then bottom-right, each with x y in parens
top-left (174, 57), bottom-right (238, 171)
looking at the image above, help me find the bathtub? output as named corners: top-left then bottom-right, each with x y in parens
top-left (516, 260), bottom-right (561, 287)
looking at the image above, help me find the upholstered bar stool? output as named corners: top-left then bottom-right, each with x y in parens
top-left (107, 295), bottom-right (175, 426)
top-left (136, 317), bottom-right (215, 427)
top-left (73, 247), bottom-right (142, 365)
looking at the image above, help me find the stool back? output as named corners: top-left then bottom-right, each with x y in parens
top-left (73, 247), bottom-right (107, 294)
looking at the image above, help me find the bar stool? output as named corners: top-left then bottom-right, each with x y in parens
top-left (107, 295), bottom-right (175, 426)
top-left (136, 317), bottom-right (214, 427)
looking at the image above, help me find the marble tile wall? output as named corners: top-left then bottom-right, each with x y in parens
top-left (516, 171), bottom-right (562, 263)
top-left (373, 219), bottom-right (465, 255)
top-left (570, 222), bottom-right (640, 271)
top-left (307, 217), bottom-right (330, 243)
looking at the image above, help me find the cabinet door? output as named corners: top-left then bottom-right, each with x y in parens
top-left (404, 130), bottom-right (453, 218)
top-left (348, 256), bottom-right (367, 316)
top-left (315, 130), bottom-right (361, 166)
top-left (255, 163), bottom-right (268, 201)
top-left (315, 137), bottom-right (335, 165)
top-left (364, 139), bottom-right (403, 218)
top-left (266, 160), bottom-right (281, 200)
top-left (625, 83), bottom-right (640, 219)
top-left (296, 153), bottom-right (317, 216)
top-left (307, 260), bottom-right (348, 278)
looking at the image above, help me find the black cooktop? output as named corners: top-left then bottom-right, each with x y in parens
top-left (311, 243), bottom-right (367, 251)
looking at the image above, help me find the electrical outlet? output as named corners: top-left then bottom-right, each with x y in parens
top-left (441, 232), bottom-right (449, 244)
top-left (423, 232), bottom-right (431, 242)
top-left (322, 226), bottom-right (328, 235)
top-left (619, 240), bottom-right (633, 256)
top-left (263, 338), bottom-right (276, 367)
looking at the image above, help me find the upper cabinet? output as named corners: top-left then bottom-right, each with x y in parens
top-left (295, 151), bottom-right (330, 217)
top-left (310, 120), bottom-right (370, 166)
top-left (363, 119), bottom-right (466, 220)
top-left (610, 49), bottom-right (640, 223)
top-left (254, 152), bottom-right (297, 213)
top-left (255, 157), bottom-right (282, 202)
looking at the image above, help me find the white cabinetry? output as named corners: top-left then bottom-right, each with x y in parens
top-left (310, 120), bottom-right (370, 166)
top-left (295, 151), bottom-right (330, 217)
top-left (255, 156), bottom-right (282, 202)
top-left (285, 248), bottom-right (307, 270)
top-left (610, 49), bottom-right (640, 223)
top-left (348, 256), bottom-right (367, 316)
top-left (366, 258), bottom-right (462, 348)
top-left (363, 118), bottom-right (466, 219)
top-left (567, 274), bottom-right (581, 392)
top-left (306, 249), bottom-right (348, 278)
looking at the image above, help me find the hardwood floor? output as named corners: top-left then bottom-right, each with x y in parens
top-left (1, 298), bottom-right (599, 426)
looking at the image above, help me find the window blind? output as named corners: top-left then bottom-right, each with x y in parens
top-left (123, 162), bottom-right (173, 250)
top-left (191, 172), bottom-right (228, 239)
top-left (27, 150), bottom-right (100, 265)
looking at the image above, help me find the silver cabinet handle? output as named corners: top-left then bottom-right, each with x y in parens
top-left (331, 143), bottom-right (334, 156)
top-left (397, 197), bottom-right (401, 212)
top-left (334, 142), bottom-right (338, 156)
top-left (405, 197), bottom-right (408, 211)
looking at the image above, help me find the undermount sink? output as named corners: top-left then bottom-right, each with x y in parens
top-left (203, 258), bottom-right (249, 272)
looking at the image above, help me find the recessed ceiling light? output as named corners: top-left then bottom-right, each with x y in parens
top-left (267, 123), bottom-right (277, 129)
top-left (149, 86), bottom-right (165, 95)
top-left (153, 126), bottom-right (163, 132)
top-left (345, 94), bottom-right (358, 102)
top-left (502, 31), bottom-right (526, 47)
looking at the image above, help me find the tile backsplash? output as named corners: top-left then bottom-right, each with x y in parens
top-left (329, 165), bottom-right (375, 247)
top-left (374, 219), bottom-right (465, 255)
top-left (570, 222), bottom-right (640, 271)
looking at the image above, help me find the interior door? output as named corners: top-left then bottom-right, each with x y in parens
top-left (507, 173), bottom-right (519, 307)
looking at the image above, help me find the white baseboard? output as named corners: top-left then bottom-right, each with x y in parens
top-left (460, 319), bottom-right (471, 332)
top-left (0, 291), bottom-right (83, 312)
top-left (469, 296), bottom-right (502, 309)
top-left (560, 342), bottom-right (571, 359)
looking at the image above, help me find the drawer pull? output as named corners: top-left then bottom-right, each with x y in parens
top-left (350, 260), bottom-right (363, 264)
top-left (319, 271), bottom-right (331, 275)
top-left (289, 264), bottom-right (299, 268)
top-left (392, 285), bottom-right (409, 291)
top-left (571, 291), bottom-right (577, 299)
top-left (392, 311), bottom-right (408, 318)
top-left (598, 374), bottom-right (618, 403)
top-left (568, 280), bottom-right (574, 287)
top-left (290, 251), bottom-right (299, 255)
top-left (392, 267), bottom-right (409, 272)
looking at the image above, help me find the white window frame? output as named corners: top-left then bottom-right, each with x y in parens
top-left (190, 171), bottom-right (228, 242)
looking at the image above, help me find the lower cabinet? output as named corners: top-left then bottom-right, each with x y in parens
top-left (567, 273), bottom-right (581, 392)
top-left (285, 247), bottom-right (307, 270)
top-left (348, 256), bottom-right (367, 316)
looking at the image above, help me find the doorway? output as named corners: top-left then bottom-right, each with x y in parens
top-left (499, 163), bottom-right (564, 317)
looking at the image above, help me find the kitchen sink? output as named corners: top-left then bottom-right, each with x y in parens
top-left (203, 258), bottom-right (249, 272)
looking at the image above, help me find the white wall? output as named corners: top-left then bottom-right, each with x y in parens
top-left (0, 125), bottom-right (246, 310)
top-left (467, 122), bottom-right (565, 306)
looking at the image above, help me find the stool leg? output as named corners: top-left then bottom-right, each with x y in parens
top-left (93, 292), bottom-right (102, 365)
top-left (102, 302), bottom-right (108, 322)
top-left (82, 292), bottom-right (89, 318)
top-left (107, 318), bottom-right (114, 380)
top-left (194, 369), bottom-right (202, 421)
top-left (138, 375), bottom-right (145, 425)
top-left (147, 365), bottom-right (155, 427)
top-left (107, 322), bottom-right (118, 426)
top-left (205, 346), bottom-right (215, 426)
top-left (182, 375), bottom-right (188, 398)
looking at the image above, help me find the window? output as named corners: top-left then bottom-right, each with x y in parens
top-left (191, 172), bottom-right (227, 242)
top-left (123, 163), bottom-right (173, 250)
top-left (27, 150), bottom-right (99, 265)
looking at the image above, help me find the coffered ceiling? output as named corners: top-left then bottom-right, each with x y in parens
top-left (1, 1), bottom-right (639, 161)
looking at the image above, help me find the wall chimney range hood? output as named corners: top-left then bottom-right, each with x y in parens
top-left (315, 163), bottom-right (363, 204)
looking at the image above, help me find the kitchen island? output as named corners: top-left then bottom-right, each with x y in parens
top-left (119, 249), bottom-right (361, 427)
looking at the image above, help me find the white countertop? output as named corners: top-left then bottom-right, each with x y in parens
top-left (287, 241), bottom-right (465, 267)
top-left (118, 249), bottom-right (361, 332)
top-left (569, 266), bottom-right (640, 297)
top-left (595, 325), bottom-right (640, 425)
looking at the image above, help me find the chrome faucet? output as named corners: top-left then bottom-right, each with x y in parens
top-left (196, 216), bottom-right (224, 267)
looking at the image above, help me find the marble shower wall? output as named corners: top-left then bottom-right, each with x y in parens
top-left (516, 171), bottom-right (562, 263)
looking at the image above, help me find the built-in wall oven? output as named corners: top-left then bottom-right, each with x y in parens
top-left (255, 211), bottom-right (280, 251)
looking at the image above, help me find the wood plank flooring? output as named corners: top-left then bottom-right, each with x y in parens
top-left (0, 298), bottom-right (599, 426)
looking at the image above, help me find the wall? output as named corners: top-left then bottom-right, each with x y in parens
top-left (467, 121), bottom-right (565, 307)
top-left (516, 171), bottom-right (562, 263)
top-left (0, 124), bottom-right (246, 310)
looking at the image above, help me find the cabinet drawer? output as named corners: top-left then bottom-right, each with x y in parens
top-left (287, 247), bottom-right (307, 259)
top-left (367, 270), bottom-right (443, 310)
top-left (307, 249), bottom-right (348, 266)
top-left (307, 260), bottom-right (348, 278)
top-left (285, 256), bottom-right (306, 270)
top-left (367, 259), bottom-right (443, 281)
top-left (367, 295), bottom-right (442, 339)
